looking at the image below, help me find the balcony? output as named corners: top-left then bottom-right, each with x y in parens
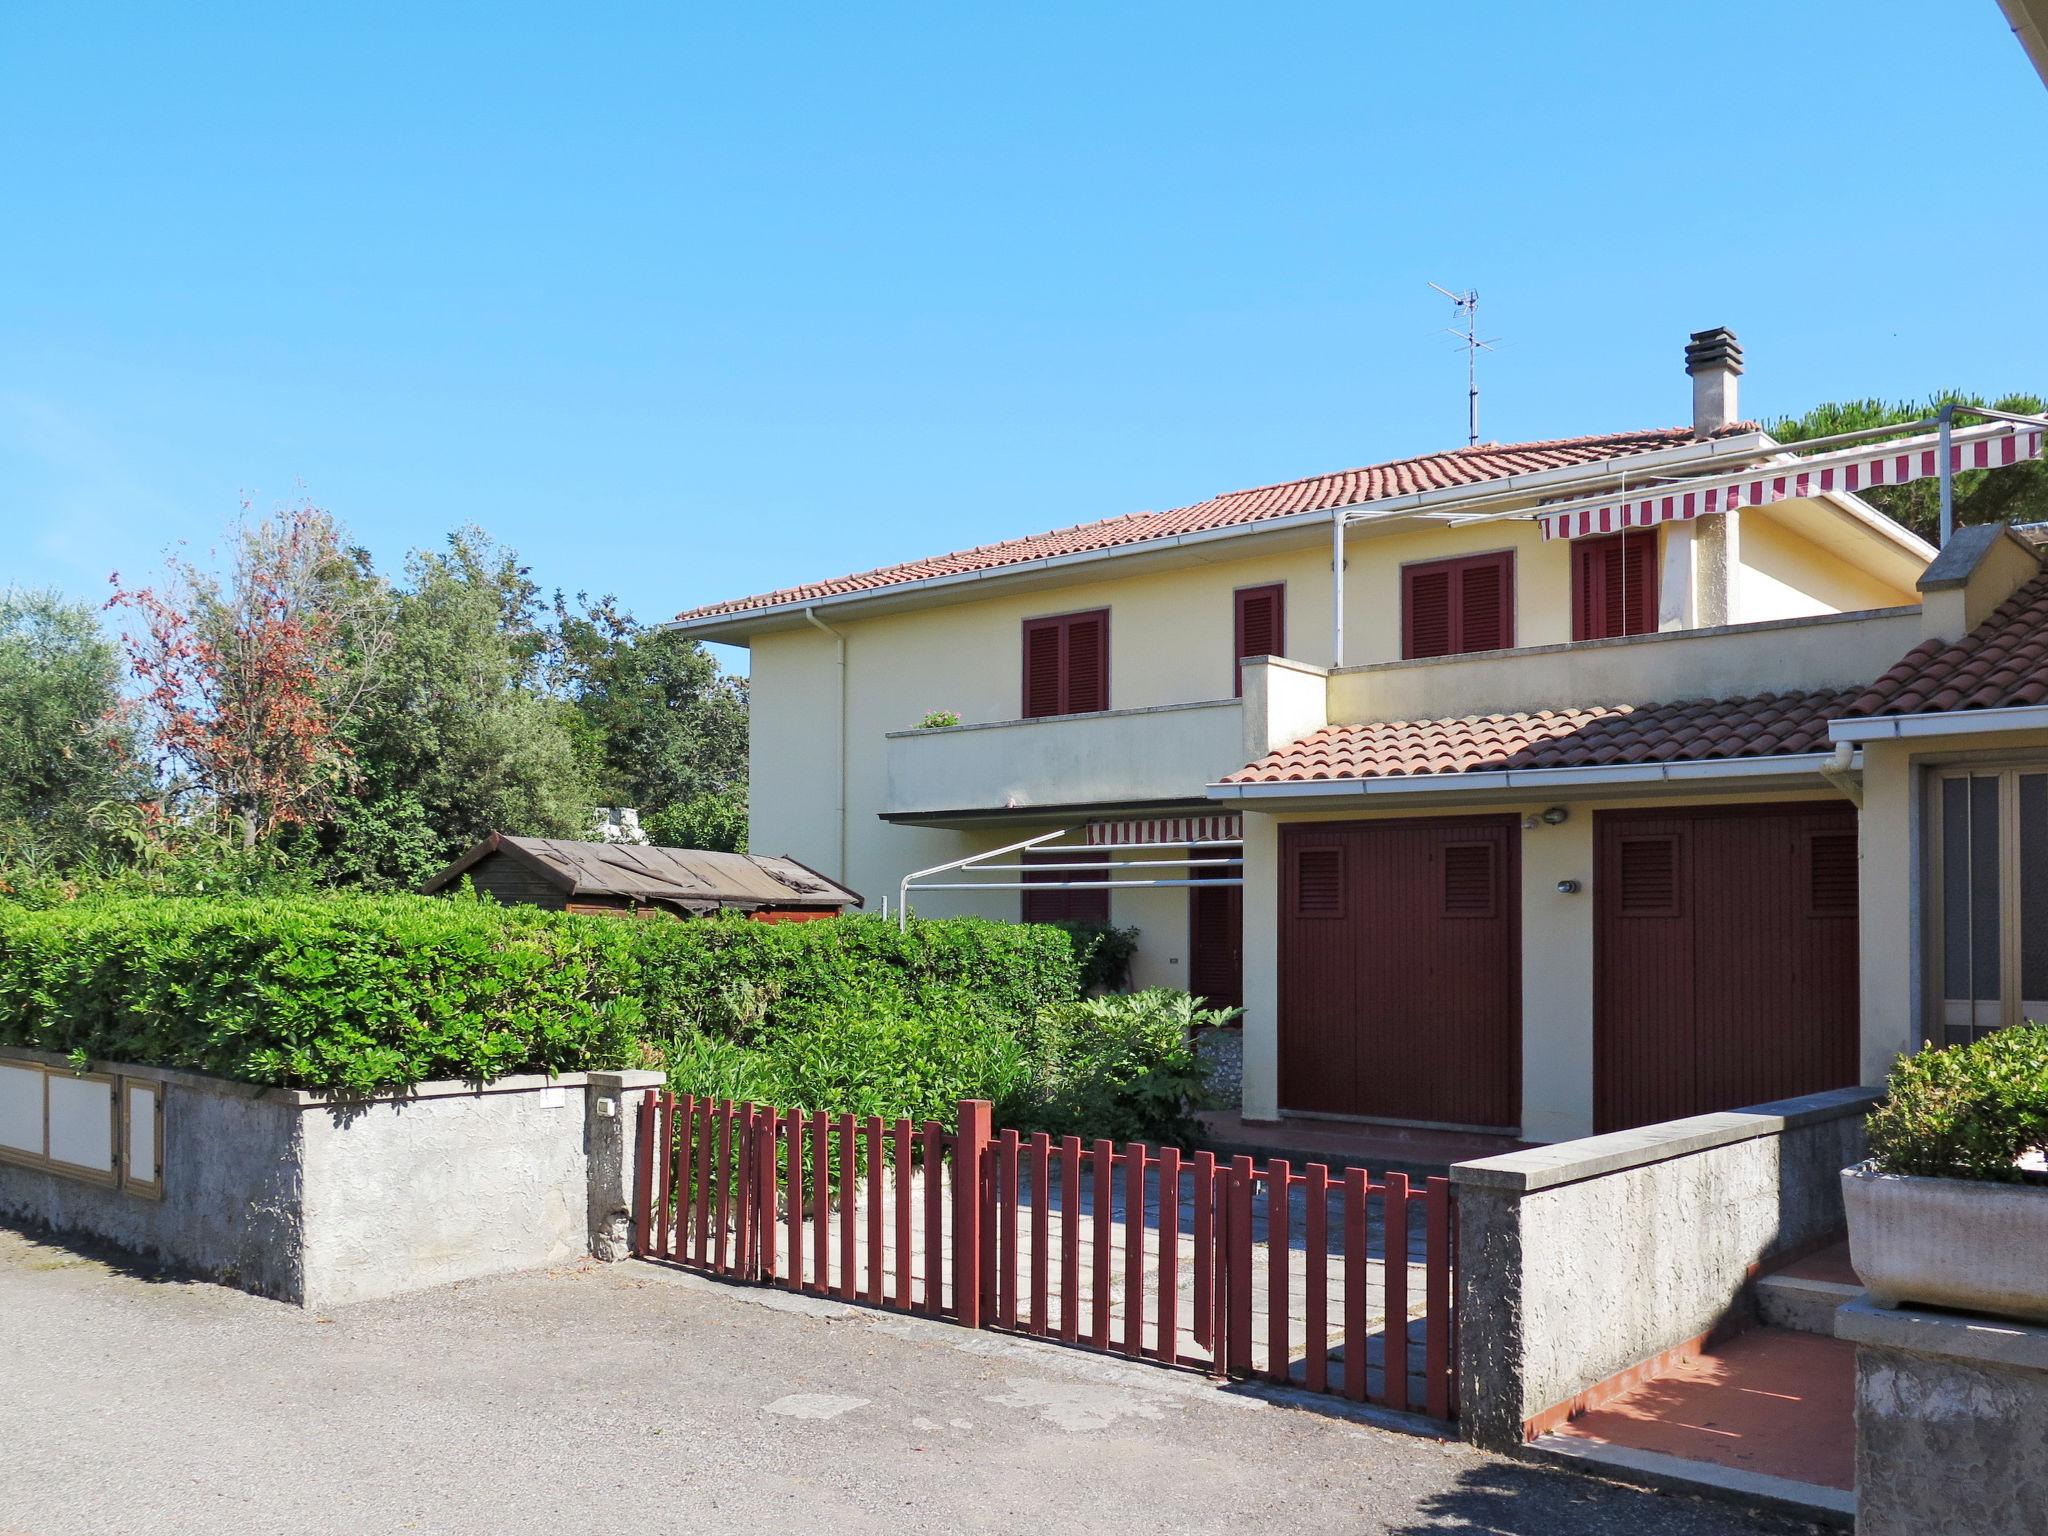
top-left (882, 698), bottom-right (1246, 822)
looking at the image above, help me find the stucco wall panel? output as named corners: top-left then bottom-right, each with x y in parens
top-left (1453, 1088), bottom-right (1872, 1449)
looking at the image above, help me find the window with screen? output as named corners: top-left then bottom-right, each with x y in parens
top-left (1934, 765), bottom-right (2048, 1045)
top-left (1022, 609), bottom-right (1109, 718)
top-left (1401, 552), bottom-right (1514, 660)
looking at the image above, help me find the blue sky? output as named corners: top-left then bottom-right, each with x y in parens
top-left (4, 2), bottom-right (2042, 672)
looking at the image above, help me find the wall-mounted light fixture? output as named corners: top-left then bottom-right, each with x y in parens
top-left (1555, 879), bottom-right (1581, 895)
top-left (1541, 807), bottom-right (1570, 826)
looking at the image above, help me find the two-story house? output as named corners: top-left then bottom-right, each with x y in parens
top-left (672, 329), bottom-right (2048, 1145)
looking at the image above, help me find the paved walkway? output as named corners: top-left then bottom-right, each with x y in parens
top-left (1547, 1328), bottom-right (1858, 1493)
top-left (0, 1223), bottom-right (1813, 1536)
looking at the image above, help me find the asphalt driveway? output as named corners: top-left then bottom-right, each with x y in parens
top-left (0, 1224), bottom-right (1821, 1536)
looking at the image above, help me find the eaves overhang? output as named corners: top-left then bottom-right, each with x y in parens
top-left (1206, 749), bottom-right (1859, 803)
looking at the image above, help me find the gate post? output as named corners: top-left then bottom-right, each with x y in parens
top-left (954, 1099), bottom-right (993, 1328)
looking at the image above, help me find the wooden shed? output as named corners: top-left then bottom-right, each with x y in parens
top-left (421, 834), bottom-right (862, 921)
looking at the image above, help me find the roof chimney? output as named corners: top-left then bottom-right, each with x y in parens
top-left (1684, 327), bottom-right (1743, 439)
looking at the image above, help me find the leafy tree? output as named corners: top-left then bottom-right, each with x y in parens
top-left (552, 591), bottom-right (749, 849)
top-left (106, 504), bottom-right (388, 849)
top-left (1770, 393), bottom-right (2047, 545)
top-left (0, 590), bottom-right (137, 867)
top-left (640, 786), bottom-right (749, 854)
top-left (323, 528), bottom-right (592, 885)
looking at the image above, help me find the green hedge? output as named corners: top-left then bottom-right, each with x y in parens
top-left (0, 894), bottom-right (647, 1094)
top-left (0, 896), bottom-right (1085, 1098)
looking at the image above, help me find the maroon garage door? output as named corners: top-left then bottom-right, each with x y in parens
top-left (1594, 803), bottom-right (1860, 1133)
top-left (1279, 817), bottom-right (1521, 1129)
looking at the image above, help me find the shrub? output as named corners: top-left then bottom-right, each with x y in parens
top-left (1002, 989), bottom-right (1225, 1145)
top-left (628, 913), bottom-right (1081, 1043)
top-left (0, 891), bottom-right (643, 1094)
top-left (1051, 921), bottom-right (1140, 993)
top-left (1867, 1026), bottom-right (2048, 1183)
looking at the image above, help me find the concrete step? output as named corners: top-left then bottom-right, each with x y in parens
top-left (1756, 1271), bottom-right (1862, 1336)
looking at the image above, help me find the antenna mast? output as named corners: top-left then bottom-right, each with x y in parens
top-left (1429, 282), bottom-right (1497, 447)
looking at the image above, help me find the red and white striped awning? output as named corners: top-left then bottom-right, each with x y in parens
top-left (1539, 423), bottom-right (2045, 540)
top-left (1086, 814), bottom-right (1241, 846)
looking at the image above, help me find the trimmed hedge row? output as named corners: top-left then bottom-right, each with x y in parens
top-left (0, 896), bottom-right (1084, 1096)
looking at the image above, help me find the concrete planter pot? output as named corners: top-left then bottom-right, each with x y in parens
top-left (1843, 1160), bottom-right (2048, 1324)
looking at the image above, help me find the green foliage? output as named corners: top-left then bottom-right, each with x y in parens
top-left (1052, 921), bottom-right (1140, 992)
top-left (0, 589), bottom-right (137, 869)
top-left (552, 593), bottom-right (749, 817)
top-left (914, 709), bottom-right (961, 729)
top-left (631, 913), bottom-right (1081, 1043)
top-left (1867, 1027), bottom-right (2048, 1183)
top-left (323, 528), bottom-right (595, 884)
top-left (0, 891), bottom-right (643, 1095)
top-left (1770, 393), bottom-right (2048, 545)
top-left (0, 884), bottom-right (1208, 1147)
top-left (1000, 989), bottom-right (1223, 1145)
top-left (639, 786), bottom-right (748, 854)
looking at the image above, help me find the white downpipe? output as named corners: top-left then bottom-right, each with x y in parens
top-left (1331, 506), bottom-right (1346, 669)
top-left (1819, 740), bottom-right (1863, 808)
top-left (803, 606), bottom-right (849, 884)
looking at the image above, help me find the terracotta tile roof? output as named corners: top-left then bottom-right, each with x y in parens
top-left (1842, 570), bottom-right (2048, 717)
top-left (1221, 690), bottom-right (1856, 784)
top-left (676, 425), bottom-right (1748, 624)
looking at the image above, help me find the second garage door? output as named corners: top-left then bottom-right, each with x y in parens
top-left (1279, 816), bottom-right (1521, 1129)
top-left (1594, 802), bottom-right (1861, 1133)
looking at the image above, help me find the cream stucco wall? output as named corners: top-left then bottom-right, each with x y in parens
top-left (1236, 787), bottom-right (1856, 1143)
top-left (741, 496), bottom-right (1925, 1038)
top-left (1739, 506), bottom-right (1919, 623)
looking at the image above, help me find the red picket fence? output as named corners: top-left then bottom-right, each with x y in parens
top-left (632, 1092), bottom-right (1456, 1423)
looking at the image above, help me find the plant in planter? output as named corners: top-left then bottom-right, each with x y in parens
top-left (1844, 1025), bottom-right (2048, 1323)
top-left (914, 708), bottom-right (961, 729)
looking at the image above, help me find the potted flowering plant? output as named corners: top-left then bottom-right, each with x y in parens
top-left (914, 709), bottom-right (961, 729)
top-left (1844, 1024), bottom-right (2048, 1323)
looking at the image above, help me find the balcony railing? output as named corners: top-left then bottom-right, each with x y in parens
top-left (883, 698), bottom-right (1245, 819)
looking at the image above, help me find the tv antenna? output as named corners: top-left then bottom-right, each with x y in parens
top-left (1429, 283), bottom-right (1498, 446)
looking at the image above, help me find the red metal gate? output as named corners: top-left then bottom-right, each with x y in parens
top-left (632, 1093), bottom-right (1457, 1422)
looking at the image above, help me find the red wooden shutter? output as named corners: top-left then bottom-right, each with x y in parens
top-left (1020, 609), bottom-right (1110, 717)
top-left (1573, 532), bottom-right (1658, 641)
top-left (1402, 552), bottom-right (1514, 659)
top-left (1064, 612), bottom-right (1107, 713)
top-left (1403, 566), bottom-right (1454, 659)
top-left (1458, 555), bottom-right (1511, 653)
top-left (1022, 618), bottom-right (1064, 717)
top-left (1233, 584), bottom-right (1285, 695)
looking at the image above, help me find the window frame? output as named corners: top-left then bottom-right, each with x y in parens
top-left (1232, 582), bottom-right (1287, 697)
top-left (1020, 608), bottom-right (1110, 719)
top-left (1399, 550), bottom-right (1516, 660)
top-left (1927, 760), bottom-right (2048, 1045)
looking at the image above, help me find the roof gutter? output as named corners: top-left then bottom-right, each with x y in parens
top-left (1829, 704), bottom-right (2048, 744)
top-left (1205, 749), bottom-right (1860, 801)
top-left (667, 432), bottom-right (1783, 636)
